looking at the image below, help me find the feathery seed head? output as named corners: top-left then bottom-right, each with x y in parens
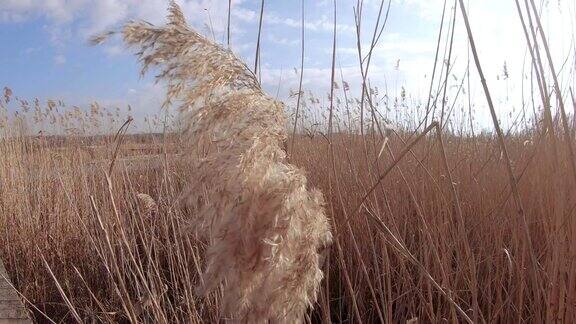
top-left (95, 3), bottom-right (331, 322)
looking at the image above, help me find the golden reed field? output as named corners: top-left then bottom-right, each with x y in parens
top-left (1, 1), bottom-right (576, 323)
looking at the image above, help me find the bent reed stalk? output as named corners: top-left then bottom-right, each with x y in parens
top-left (92, 3), bottom-right (332, 323)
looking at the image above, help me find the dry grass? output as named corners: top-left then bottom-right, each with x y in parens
top-left (2, 113), bottom-right (575, 323)
top-left (1, 0), bottom-right (576, 323)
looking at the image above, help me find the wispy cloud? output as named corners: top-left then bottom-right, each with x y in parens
top-left (233, 7), bottom-right (256, 22)
top-left (268, 33), bottom-right (299, 46)
top-left (0, 0), bottom-right (84, 24)
top-left (53, 54), bottom-right (66, 65)
top-left (265, 12), bottom-right (355, 33)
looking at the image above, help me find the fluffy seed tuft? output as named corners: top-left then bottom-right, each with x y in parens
top-left (101, 2), bottom-right (332, 322)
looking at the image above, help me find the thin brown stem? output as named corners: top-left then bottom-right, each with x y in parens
top-left (458, 0), bottom-right (545, 306)
top-left (290, 0), bottom-right (306, 155)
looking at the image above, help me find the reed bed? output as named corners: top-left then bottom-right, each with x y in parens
top-left (1, 0), bottom-right (576, 323)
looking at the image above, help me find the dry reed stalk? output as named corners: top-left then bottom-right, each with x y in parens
top-left (517, 0), bottom-right (559, 162)
top-left (571, 87), bottom-right (576, 138)
top-left (457, 1), bottom-right (545, 320)
top-left (254, 0), bottom-right (265, 78)
top-left (92, 2), bottom-right (331, 322)
top-left (422, 0), bottom-right (448, 130)
top-left (289, 0), bottom-right (305, 155)
top-left (438, 0), bottom-right (457, 127)
top-left (526, 0), bottom-right (576, 187)
top-left (226, 0), bottom-right (232, 47)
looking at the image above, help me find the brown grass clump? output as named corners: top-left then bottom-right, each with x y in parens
top-left (94, 2), bottom-right (331, 322)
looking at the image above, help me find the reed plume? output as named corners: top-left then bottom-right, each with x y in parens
top-left (93, 2), bottom-right (331, 322)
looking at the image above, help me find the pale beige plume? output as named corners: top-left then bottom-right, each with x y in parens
top-left (93, 2), bottom-right (332, 322)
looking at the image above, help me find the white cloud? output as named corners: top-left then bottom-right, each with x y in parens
top-left (265, 12), bottom-right (355, 33)
top-left (44, 24), bottom-right (72, 48)
top-left (0, 0), bottom-right (85, 24)
top-left (339, 0), bottom-right (576, 128)
top-left (84, 0), bottom-right (130, 36)
top-left (233, 7), bottom-right (256, 22)
top-left (102, 44), bottom-right (124, 57)
top-left (268, 33), bottom-right (299, 46)
top-left (53, 54), bottom-right (66, 65)
top-left (0, 11), bottom-right (27, 23)
top-left (23, 47), bottom-right (41, 55)
top-left (0, 0), bottom-right (260, 73)
top-left (0, 0), bottom-right (247, 40)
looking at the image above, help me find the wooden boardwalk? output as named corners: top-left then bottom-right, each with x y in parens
top-left (0, 258), bottom-right (30, 323)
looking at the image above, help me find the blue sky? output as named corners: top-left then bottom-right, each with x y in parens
top-left (1, 0), bottom-right (574, 131)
